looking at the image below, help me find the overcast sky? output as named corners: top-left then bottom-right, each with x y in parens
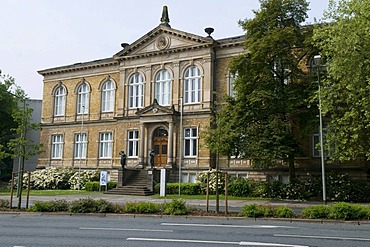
top-left (1, 0), bottom-right (331, 99)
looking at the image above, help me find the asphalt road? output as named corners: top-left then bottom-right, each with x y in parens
top-left (0, 214), bottom-right (369, 247)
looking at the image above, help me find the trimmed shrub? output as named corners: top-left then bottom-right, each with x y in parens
top-left (241, 204), bottom-right (273, 217)
top-left (274, 206), bottom-right (294, 218)
top-left (302, 205), bottom-right (330, 219)
top-left (163, 199), bottom-right (188, 215)
top-left (155, 183), bottom-right (202, 195)
top-left (364, 206), bottom-right (370, 220)
top-left (29, 200), bottom-right (69, 212)
top-left (329, 202), bottom-right (365, 220)
top-left (227, 177), bottom-right (251, 197)
top-left (124, 201), bottom-right (160, 214)
top-left (85, 181), bottom-right (117, 191)
top-left (69, 198), bottom-right (114, 213)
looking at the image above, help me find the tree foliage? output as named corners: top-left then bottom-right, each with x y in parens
top-left (313, 0), bottom-right (370, 161)
top-left (0, 70), bottom-right (43, 179)
top-left (205, 0), bottom-right (317, 177)
top-left (0, 71), bottom-right (18, 178)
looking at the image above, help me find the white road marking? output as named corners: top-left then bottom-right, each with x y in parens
top-left (161, 223), bottom-right (297, 229)
top-left (127, 237), bottom-right (238, 245)
top-left (127, 237), bottom-right (309, 247)
top-left (275, 234), bottom-right (370, 242)
top-left (240, 242), bottom-right (308, 247)
top-left (79, 227), bottom-right (173, 232)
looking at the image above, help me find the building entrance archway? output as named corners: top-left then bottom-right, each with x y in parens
top-left (152, 127), bottom-right (168, 167)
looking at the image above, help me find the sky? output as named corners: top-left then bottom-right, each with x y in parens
top-left (0, 0), bottom-right (331, 99)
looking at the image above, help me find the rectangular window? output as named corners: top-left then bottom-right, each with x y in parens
top-left (99, 132), bottom-right (113, 158)
top-left (51, 134), bottom-right (63, 159)
top-left (128, 130), bottom-right (139, 157)
top-left (74, 133), bottom-right (87, 159)
top-left (184, 127), bottom-right (197, 157)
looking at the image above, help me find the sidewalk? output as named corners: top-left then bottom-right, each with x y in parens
top-left (0, 193), bottom-right (324, 213)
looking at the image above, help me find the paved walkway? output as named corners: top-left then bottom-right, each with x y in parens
top-left (0, 193), bottom-right (327, 213)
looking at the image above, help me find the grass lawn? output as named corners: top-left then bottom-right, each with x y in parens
top-left (152, 194), bottom-right (261, 200)
top-left (0, 189), bottom-right (102, 196)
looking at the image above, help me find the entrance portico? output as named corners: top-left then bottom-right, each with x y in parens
top-left (136, 100), bottom-right (179, 168)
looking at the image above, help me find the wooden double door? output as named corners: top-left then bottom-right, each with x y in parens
top-left (152, 127), bottom-right (168, 167)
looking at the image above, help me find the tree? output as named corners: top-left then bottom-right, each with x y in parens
top-left (313, 0), bottom-right (370, 161)
top-left (206, 0), bottom-right (318, 179)
top-left (0, 71), bottom-right (18, 180)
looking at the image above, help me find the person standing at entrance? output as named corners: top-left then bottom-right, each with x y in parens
top-left (150, 150), bottom-right (155, 168)
top-left (119, 151), bottom-right (126, 170)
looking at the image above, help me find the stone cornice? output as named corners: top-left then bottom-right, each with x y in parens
top-left (38, 58), bottom-right (118, 76)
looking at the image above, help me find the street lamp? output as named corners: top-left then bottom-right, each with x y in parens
top-left (313, 55), bottom-right (327, 205)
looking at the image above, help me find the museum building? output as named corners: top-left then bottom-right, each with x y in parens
top-left (37, 6), bottom-right (347, 188)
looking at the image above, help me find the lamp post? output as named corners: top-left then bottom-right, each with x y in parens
top-left (78, 105), bottom-right (85, 191)
top-left (313, 55), bottom-right (327, 205)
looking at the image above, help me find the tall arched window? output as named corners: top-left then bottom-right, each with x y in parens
top-left (184, 66), bottom-right (201, 104)
top-left (77, 83), bottom-right (89, 114)
top-left (155, 70), bottom-right (171, 106)
top-left (54, 86), bottom-right (66, 116)
top-left (101, 80), bottom-right (115, 112)
top-left (129, 73), bottom-right (144, 108)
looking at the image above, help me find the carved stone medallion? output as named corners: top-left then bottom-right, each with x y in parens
top-left (156, 35), bottom-right (170, 50)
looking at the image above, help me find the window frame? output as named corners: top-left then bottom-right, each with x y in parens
top-left (129, 73), bottom-right (144, 109)
top-left (127, 130), bottom-right (139, 157)
top-left (74, 133), bottom-right (87, 159)
top-left (184, 66), bottom-right (201, 104)
top-left (184, 127), bottom-right (198, 157)
top-left (51, 134), bottom-right (63, 159)
top-left (101, 80), bottom-right (115, 112)
top-left (54, 86), bottom-right (66, 116)
top-left (99, 132), bottom-right (113, 158)
top-left (77, 83), bottom-right (90, 114)
top-left (155, 70), bottom-right (172, 106)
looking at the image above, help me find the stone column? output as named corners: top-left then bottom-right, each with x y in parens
top-left (168, 121), bottom-right (174, 166)
top-left (139, 124), bottom-right (145, 166)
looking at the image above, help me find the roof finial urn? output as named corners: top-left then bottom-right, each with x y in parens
top-left (160, 5), bottom-right (170, 27)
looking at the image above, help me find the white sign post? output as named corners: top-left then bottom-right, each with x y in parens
top-left (160, 169), bottom-right (166, 197)
top-left (100, 171), bottom-right (108, 191)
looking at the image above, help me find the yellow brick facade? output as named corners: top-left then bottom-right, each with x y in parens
top-left (39, 8), bottom-right (293, 183)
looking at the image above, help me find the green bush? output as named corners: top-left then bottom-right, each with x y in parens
top-left (85, 181), bottom-right (117, 191)
top-left (364, 206), bottom-right (370, 220)
top-left (250, 181), bottom-right (268, 197)
top-left (155, 183), bottom-right (202, 195)
top-left (29, 200), bottom-right (70, 212)
top-left (302, 205), bottom-right (330, 219)
top-left (227, 177), bottom-right (251, 197)
top-left (85, 182), bottom-right (100, 191)
top-left (274, 206), bottom-right (294, 218)
top-left (329, 202), bottom-right (365, 220)
top-left (163, 199), bottom-right (188, 215)
top-left (241, 204), bottom-right (273, 217)
top-left (69, 198), bottom-right (114, 213)
top-left (124, 201), bottom-right (160, 214)
top-left (0, 199), bottom-right (10, 208)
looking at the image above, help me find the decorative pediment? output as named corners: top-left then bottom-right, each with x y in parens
top-left (114, 25), bottom-right (214, 60)
top-left (136, 99), bottom-right (179, 117)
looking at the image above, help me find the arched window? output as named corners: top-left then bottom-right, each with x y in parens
top-left (77, 83), bottom-right (89, 114)
top-left (101, 80), bottom-right (115, 112)
top-left (129, 73), bottom-right (144, 108)
top-left (54, 86), bottom-right (66, 116)
top-left (155, 70), bottom-right (171, 106)
top-left (184, 66), bottom-right (201, 104)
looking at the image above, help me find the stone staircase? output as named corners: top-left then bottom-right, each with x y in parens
top-left (105, 169), bottom-right (154, 196)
